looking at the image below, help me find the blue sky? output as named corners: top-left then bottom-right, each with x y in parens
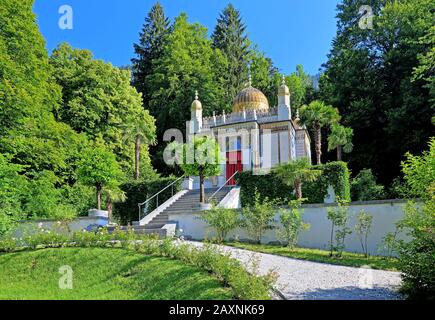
top-left (33, 0), bottom-right (340, 75)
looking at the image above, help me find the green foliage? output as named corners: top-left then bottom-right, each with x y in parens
top-left (303, 161), bottom-right (351, 203)
top-left (274, 158), bottom-right (322, 199)
top-left (200, 207), bottom-right (241, 243)
top-left (77, 141), bottom-right (124, 210)
top-left (285, 64), bottom-right (316, 114)
top-left (24, 171), bottom-right (76, 220)
top-left (212, 3), bottom-right (250, 108)
top-left (328, 124), bottom-right (353, 161)
top-left (277, 200), bottom-right (310, 249)
top-left (50, 43), bottom-right (156, 175)
top-left (131, 2), bottom-right (170, 109)
top-left (320, 0), bottom-right (434, 184)
top-left (240, 191), bottom-right (277, 244)
top-left (238, 161), bottom-right (350, 206)
top-left (397, 139), bottom-right (435, 299)
top-left (114, 177), bottom-right (182, 224)
top-left (327, 198), bottom-right (352, 257)
top-left (354, 210), bottom-right (373, 257)
top-left (0, 154), bottom-right (27, 236)
top-left (401, 138), bottom-right (435, 201)
top-left (236, 171), bottom-right (294, 206)
top-left (147, 13), bottom-right (227, 133)
top-left (170, 136), bottom-right (223, 203)
top-left (300, 100), bottom-right (341, 164)
top-left (351, 169), bottom-right (385, 201)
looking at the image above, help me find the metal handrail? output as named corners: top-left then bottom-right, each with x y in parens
top-left (207, 171), bottom-right (239, 204)
top-left (138, 175), bottom-right (184, 221)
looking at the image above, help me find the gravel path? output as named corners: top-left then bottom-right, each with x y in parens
top-left (186, 241), bottom-right (403, 300)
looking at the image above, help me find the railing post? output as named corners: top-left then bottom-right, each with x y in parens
top-left (138, 204), bottom-right (141, 222)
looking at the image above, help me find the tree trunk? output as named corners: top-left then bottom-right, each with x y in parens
top-left (294, 179), bottom-right (302, 200)
top-left (106, 193), bottom-right (113, 223)
top-left (96, 183), bottom-right (102, 210)
top-left (337, 145), bottom-right (342, 161)
top-left (314, 123), bottom-right (322, 165)
top-left (199, 174), bottom-right (205, 203)
top-left (134, 135), bottom-right (141, 180)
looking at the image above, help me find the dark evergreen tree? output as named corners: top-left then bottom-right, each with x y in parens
top-left (212, 3), bottom-right (251, 108)
top-left (320, 0), bottom-right (434, 185)
top-left (131, 2), bottom-right (170, 111)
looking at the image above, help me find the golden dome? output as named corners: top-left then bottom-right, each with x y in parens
top-left (191, 90), bottom-right (202, 111)
top-left (232, 86), bottom-right (269, 113)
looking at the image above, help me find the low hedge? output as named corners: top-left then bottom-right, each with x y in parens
top-left (114, 177), bottom-right (182, 224)
top-left (303, 162), bottom-right (351, 203)
top-left (236, 161), bottom-right (350, 206)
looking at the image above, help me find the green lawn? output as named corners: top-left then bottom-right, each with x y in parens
top-left (0, 248), bottom-right (233, 300)
top-left (226, 242), bottom-right (399, 271)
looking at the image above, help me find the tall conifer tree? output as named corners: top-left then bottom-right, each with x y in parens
top-left (212, 4), bottom-right (250, 108)
top-left (131, 2), bottom-right (170, 111)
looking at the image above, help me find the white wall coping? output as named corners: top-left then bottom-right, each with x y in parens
top-left (218, 187), bottom-right (241, 209)
top-left (139, 190), bottom-right (189, 226)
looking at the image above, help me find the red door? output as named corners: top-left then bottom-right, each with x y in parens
top-left (226, 151), bottom-right (242, 186)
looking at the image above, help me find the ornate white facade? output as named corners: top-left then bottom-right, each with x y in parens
top-left (187, 77), bottom-right (311, 189)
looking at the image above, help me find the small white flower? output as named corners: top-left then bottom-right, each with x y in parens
top-left (38, 223), bottom-right (43, 228)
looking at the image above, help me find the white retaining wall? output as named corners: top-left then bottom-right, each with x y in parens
top-left (170, 200), bottom-right (411, 256)
top-left (12, 216), bottom-right (109, 238)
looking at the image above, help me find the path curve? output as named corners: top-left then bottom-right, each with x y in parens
top-left (185, 241), bottom-right (403, 300)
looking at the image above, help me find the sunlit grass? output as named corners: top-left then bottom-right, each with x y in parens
top-left (0, 248), bottom-right (233, 300)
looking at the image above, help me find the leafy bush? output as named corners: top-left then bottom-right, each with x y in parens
top-left (354, 210), bottom-right (373, 257)
top-left (237, 161), bottom-right (350, 206)
top-left (277, 200), bottom-right (310, 249)
top-left (303, 161), bottom-right (351, 203)
top-left (200, 207), bottom-right (241, 243)
top-left (240, 191), bottom-right (277, 244)
top-left (114, 176), bottom-right (182, 224)
top-left (397, 138), bottom-right (435, 300)
top-left (236, 171), bottom-right (294, 206)
top-left (351, 169), bottom-right (385, 201)
top-left (327, 198), bottom-right (352, 257)
top-left (0, 154), bottom-right (27, 236)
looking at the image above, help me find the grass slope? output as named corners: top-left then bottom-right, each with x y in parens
top-left (226, 242), bottom-right (399, 271)
top-left (0, 248), bottom-right (232, 300)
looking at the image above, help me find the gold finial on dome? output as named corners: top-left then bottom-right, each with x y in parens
top-left (281, 75), bottom-right (286, 86)
top-left (248, 73), bottom-right (252, 87)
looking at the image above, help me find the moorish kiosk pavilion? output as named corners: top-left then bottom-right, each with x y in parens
top-left (184, 76), bottom-right (312, 189)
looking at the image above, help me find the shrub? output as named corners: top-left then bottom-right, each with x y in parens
top-left (354, 210), bottom-right (373, 257)
top-left (303, 161), bottom-right (351, 203)
top-left (200, 207), bottom-right (241, 243)
top-left (351, 169), bottom-right (385, 201)
top-left (236, 171), bottom-right (294, 206)
top-left (237, 162), bottom-right (351, 206)
top-left (396, 138), bottom-right (435, 300)
top-left (240, 191), bottom-right (277, 244)
top-left (277, 200), bottom-right (310, 249)
top-left (327, 198), bottom-right (352, 257)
